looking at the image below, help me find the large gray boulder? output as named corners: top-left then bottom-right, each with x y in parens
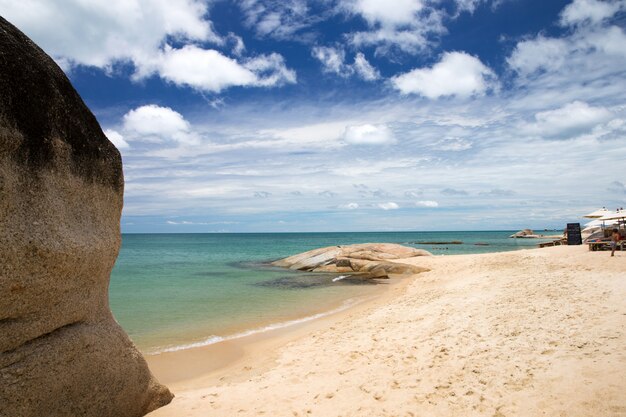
top-left (0, 17), bottom-right (173, 416)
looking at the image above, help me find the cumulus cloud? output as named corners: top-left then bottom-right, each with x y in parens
top-left (528, 101), bottom-right (612, 138)
top-left (339, 202), bottom-right (360, 209)
top-left (0, 0), bottom-right (218, 69)
top-left (312, 47), bottom-right (380, 81)
top-left (416, 200), bottom-right (439, 207)
top-left (319, 190), bottom-right (338, 198)
top-left (0, 0), bottom-right (296, 93)
top-left (343, 124), bottom-right (396, 145)
top-left (378, 202), bottom-right (399, 210)
top-left (341, 0), bottom-right (446, 55)
top-left (507, 1), bottom-right (626, 78)
top-left (560, 0), bottom-right (623, 26)
top-left (136, 46), bottom-right (296, 93)
top-left (392, 52), bottom-right (497, 98)
top-left (104, 129), bottom-right (130, 150)
top-left (350, 0), bottom-right (424, 26)
top-left (507, 37), bottom-right (569, 77)
top-left (122, 105), bottom-right (200, 144)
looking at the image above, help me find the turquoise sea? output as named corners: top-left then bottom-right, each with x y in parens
top-left (109, 231), bottom-right (556, 353)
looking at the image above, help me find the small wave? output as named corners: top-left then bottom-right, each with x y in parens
top-left (151, 298), bottom-right (363, 354)
top-left (332, 275), bottom-right (349, 282)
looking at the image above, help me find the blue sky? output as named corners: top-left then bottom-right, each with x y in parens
top-left (2, 0), bottom-right (626, 232)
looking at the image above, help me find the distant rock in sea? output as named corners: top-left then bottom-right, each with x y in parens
top-left (510, 229), bottom-right (544, 238)
top-left (0, 17), bottom-right (172, 417)
top-left (272, 243), bottom-right (431, 278)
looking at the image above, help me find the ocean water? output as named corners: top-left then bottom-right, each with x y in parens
top-left (109, 231), bottom-right (556, 353)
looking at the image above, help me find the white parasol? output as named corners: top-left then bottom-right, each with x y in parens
top-left (583, 208), bottom-right (611, 218)
top-left (584, 219), bottom-right (618, 227)
top-left (598, 210), bottom-right (626, 221)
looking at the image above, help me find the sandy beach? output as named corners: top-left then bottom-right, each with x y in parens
top-left (148, 246), bottom-right (626, 417)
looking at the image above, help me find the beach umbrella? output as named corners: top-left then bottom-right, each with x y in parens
top-left (584, 219), bottom-right (618, 227)
top-left (583, 208), bottom-right (611, 218)
top-left (598, 211), bottom-right (626, 221)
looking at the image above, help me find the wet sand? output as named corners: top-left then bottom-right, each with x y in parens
top-left (148, 246), bottom-right (626, 417)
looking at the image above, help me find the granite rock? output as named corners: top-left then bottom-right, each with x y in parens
top-left (272, 243), bottom-right (431, 278)
top-left (0, 16), bottom-right (173, 417)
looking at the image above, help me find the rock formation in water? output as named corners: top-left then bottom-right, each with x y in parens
top-left (0, 17), bottom-right (173, 417)
top-left (272, 243), bottom-right (431, 278)
top-left (510, 229), bottom-right (542, 238)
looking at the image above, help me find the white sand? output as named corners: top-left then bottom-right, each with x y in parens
top-left (149, 246), bottom-right (626, 417)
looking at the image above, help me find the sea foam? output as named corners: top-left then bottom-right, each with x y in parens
top-left (151, 297), bottom-right (364, 354)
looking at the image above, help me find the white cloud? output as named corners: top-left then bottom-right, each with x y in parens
top-left (392, 52), bottom-right (496, 98)
top-left (507, 36), bottom-right (569, 76)
top-left (454, 0), bottom-right (485, 14)
top-left (508, 1), bottom-right (626, 79)
top-left (560, 0), bottom-right (623, 26)
top-left (227, 33), bottom-right (247, 56)
top-left (260, 120), bottom-right (349, 146)
top-left (312, 46), bottom-right (349, 76)
top-left (243, 53), bottom-right (298, 87)
top-left (239, 0), bottom-right (315, 40)
top-left (349, 0), bottom-right (424, 26)
top-left (0, 0), bottom-right (218, 69)
top-left (341, 0), bottom-right (445, 55)
top-left (353, 52), bottom-right (380, 80)
top-left (104, 129), bottom-right (130, 149)
top-left (122, 104), bottom-right (200, 145)
top-left (312, 47), bottom-right (380, 81)
top-left (378, 202), bottom-right (399, 210)
top-left (416, 200), bottom-right (439, 207)
top-left (123, 105), bottom-right (189, 136)
top-left (136, 45), bottom-right (296, 93)
top-left (339, 202), bottom-right (360, 209)
top-left (0, 0), bottom-right (296, 94)
top-left (529, 101), bottom-right (613, 138)
top-left (343, 124), bottom-right (396, 145)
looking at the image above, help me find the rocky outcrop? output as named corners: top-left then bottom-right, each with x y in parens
top-left (272, 243), bottom-right (431, 278)
top-left (0, 17), bottom-right (172, 417)
top-left (510, 229), bottom-right (543, 238)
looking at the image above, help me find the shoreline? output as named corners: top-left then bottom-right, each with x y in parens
top-left (148, 246), bottom-right (626, 416)
top-left (146, 274), bottom-right (412, 387)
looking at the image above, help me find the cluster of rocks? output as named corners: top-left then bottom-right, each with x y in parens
top-left (510, 229), bottom-right (543, 238)
top-left (272, 243), bottom-right (431, 279)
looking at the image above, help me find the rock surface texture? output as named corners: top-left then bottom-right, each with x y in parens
top-left (0, 17), bottom-right (173, 417)
top-left (272, 243), bottom-right (431, 278)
